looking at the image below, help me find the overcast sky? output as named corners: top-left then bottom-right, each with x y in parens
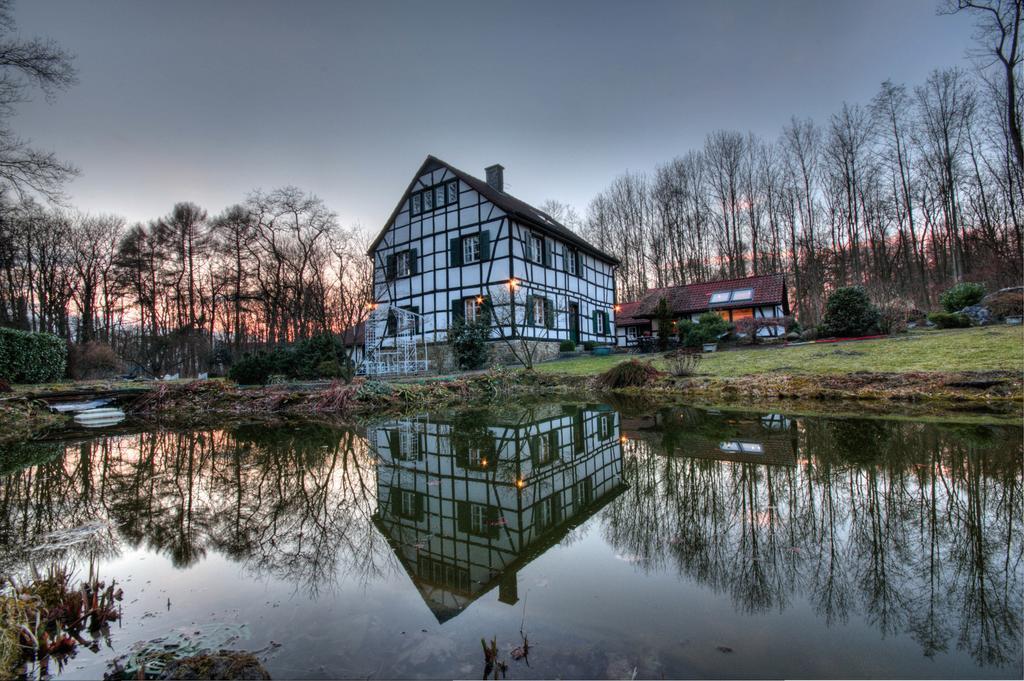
top-left (12, 0), bottom-right (977, 232)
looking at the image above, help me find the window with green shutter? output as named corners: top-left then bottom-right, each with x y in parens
top-left (450, 237), bottom-right (462, 267)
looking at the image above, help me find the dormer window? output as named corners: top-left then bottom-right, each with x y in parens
top-left (710, 288), bottom-right (754, 305)
top-left (719, 441), bottom-right (764, 454)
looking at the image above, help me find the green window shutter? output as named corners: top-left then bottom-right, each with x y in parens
top-left (602, 311), bottom-right (610, 336)
top-left (414, 493), bottom-right (425, 521)
top-left (547, 429), bottom-right (559, 456)
top-left (592, 310), bottom-right (599, 334)
top-left (410, 306), bottom-right (420, 334)
top-left (451, 298), bottom-right (464, 324)
top-left (390, 486), bottom-right (403, 517)
top-left (486, 505), bottom-right (501, 539)
top-left (479, 230), bottom-right (491, 261)
top-left (388, 430), bottom-right (400, 457)
top-left (456, 501), bottom-right (469, 533)
top-left (574, 414), bottom-right (585, 454)
top-left (575, 251), bottom-right (582, 276)
top-left (385, 253), bottom-right (396, 281)
top-left (544, 298), bottom-right (554, 329)
top-left (525, 295), bottom-right (534, 326)
top-left (450, 237), bottom-right (462, 267)
top-left (551, 491), bottom-right (563, 524)
top-left (409, 248), bottom-right (418, 275)
top-left (481, 295), bottom-right (493, 326)
top-left (541, 238), bottom-right (550, 267)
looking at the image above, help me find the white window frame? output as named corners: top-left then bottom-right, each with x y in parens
top-left (626, 326), bottom-right (638, 339)
top-left (395, 250), bottom-right (411, 278)
top-left (470, 504), bottom-right (487, 534)
top-left (446, 181), bottom-right (459, 205)
top-left (533, 435), bottom-right (552, 465)
top-left (598, 415), bottom-right (612, 440)
top-left (462, 234), bottom-right (481, 264)
top-left (401, 489), bottom-right (417, 514)
top-left (423, 187), bottom-right (434, 211)
top-left (411, 193), bottom-right (422, 215)
top-left (464, 297), bottom-right (481, 323)
top-left (467, 447), bottom-right (484, 467)
top-left (529, 234), bottom-right (544, 263)
top-left (532, 297), bottom-right (546, 326)
top-left (566, 247), bottom-right (577, 275)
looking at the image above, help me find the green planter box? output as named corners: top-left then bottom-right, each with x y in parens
top-left (593, 346), bottom-right (612, 356)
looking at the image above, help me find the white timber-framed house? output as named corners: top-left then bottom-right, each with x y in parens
top-left (367, 156), bottom-right (620, 364)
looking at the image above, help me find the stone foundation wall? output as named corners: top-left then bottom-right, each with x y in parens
top-left (424, 340), bottom-right (562, 373)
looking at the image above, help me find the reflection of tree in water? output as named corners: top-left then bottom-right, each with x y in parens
top-left (604, 409), bottom-right (1023, 668)
top-left (0, 424), bottom-right (393, 596)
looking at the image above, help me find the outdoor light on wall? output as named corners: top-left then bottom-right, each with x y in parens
top-left (476, 295), bottom-right (484, 304)
top-left (613, 304), bottom-right (621, 312)
top-left (516, 478), bottom-right (525, 489)
top-left (620, 435), bottom-right (629, 444)
top-left (480, 458), bottom-right (488, 467)
top-left (508, 277), bottom-right (519, 290)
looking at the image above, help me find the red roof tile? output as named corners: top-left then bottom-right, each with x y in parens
top-left (614, 300), bottom-right (651, 327)
top-left (633, 273), bottom-right (788, 318)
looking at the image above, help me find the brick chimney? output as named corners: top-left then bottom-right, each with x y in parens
top-left (485, 164), bottom-right (504, 192)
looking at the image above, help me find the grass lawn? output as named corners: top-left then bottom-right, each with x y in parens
top-left (536, 326), bottom-right (1024, 378)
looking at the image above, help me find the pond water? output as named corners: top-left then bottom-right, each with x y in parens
top-left (1, 403), bottom-right (1021, 679)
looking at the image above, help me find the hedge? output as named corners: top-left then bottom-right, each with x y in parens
top-left (0, 327), bottom-right (67, 383)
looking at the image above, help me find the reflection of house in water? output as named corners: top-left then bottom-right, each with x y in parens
top-left (370, 405), bottom-right (625, 622)
top-left (621, 409), bottom-right (798, 467)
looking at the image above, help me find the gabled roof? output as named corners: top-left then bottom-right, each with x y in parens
top-left (368, 155), bottom-right (620, 265)
top-left (614, 300), bottom-right (651, 327)
top-left (633, 273), bottom-right (788, 318)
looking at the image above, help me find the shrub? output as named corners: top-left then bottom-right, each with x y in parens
top-left (681, 312), bottom-right (729, 347)
top-left (928, 312), bottom-right (971, 329)
top-left (940, 282), bottom-right (986, 312)
top-left (290, 333), bottom-right (345, 379)
top-left (821, 286), bottom-right (880, 337)
top-left (664, 349), bottom-right (702, 377)
top-left (582, 341), bottom-right (596, 352)
top-left (596, 359), bottom-right (663, 389)
top-left (447, 317), bottom-right (490, 370)
top-left (559, 339), bottom-right (576, 352)
top-left (877, 302), bottom-right (910, 335)
top-left (0, 328), bottom-right (66, 383)
top-left (228, 352), bottom-right (275, 384)
top-left (66, 341), bottom-right (122, 380)
top-left (315, 359), bottom-right (344, 379)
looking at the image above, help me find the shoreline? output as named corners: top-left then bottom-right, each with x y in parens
top-left (1, 367), bottom-right (1020, 445)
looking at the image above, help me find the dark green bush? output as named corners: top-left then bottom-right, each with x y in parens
top-left (928, 312), bottom-right (971, 329)
top-left (680, 312), bottom-right (729, 347)
top-left (0, 327), bottom-right (66, 383)
top-left (558, 339), bottom-right (576, 352)
top-left (447, 317), bottom-right (490, 370)
top-left (940, 282), bottom-right (986, 313)
top-left (821, 286), bottom-right (881, 337)
top-left (653, 297), bottom-right (674, 351)
top-left (228, 332), bottom-right (349, 384)
top-left (228, 352), bottom-right (276, 384)
top-left (582, 341), bottom-right (596, 351)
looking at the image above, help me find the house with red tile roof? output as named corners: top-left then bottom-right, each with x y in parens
top-left (613, 300), bottom-right (653, 347)
top-left (616, 273), bottom-right (789, 346)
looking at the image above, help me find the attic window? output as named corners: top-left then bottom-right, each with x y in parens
top-left (719, 441), bottom-right (764, 454)
top-left (710, 288), bottom-right (754, 305)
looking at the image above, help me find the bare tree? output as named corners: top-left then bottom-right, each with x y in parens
top-left (0, 0), bottom-right (77, 200)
